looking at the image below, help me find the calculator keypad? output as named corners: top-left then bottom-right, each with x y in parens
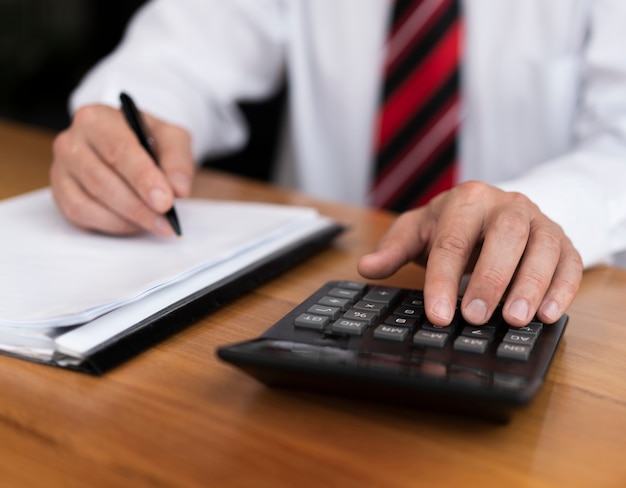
top-left (293, 281), bottom-right (543, 362)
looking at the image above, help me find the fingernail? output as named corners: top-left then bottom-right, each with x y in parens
top-left (540, 300), bottom-right (560, 323)
top-left (432, 299), bottom-right (453, 322)
top-left (170, 172), bottom-right (191, 196)
top-left (465, 299), bottom-right (488, 324)
top-left (150, 187), bottom-right (170, 212)
top-left (509, 299), bottom-right (530, 323)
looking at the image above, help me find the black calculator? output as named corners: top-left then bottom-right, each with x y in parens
top-left (217, 281), bottom-right (567, 421)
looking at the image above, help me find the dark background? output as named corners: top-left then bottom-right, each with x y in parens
top-left (0, 0), bottom-right (283, 180)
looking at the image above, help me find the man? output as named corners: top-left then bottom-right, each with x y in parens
top-left (51, 0), bottom-right (626, 328)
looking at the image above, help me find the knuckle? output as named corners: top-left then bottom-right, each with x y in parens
top-left (73, 104), bottom-right (103, 128)
top-left (474, 266), bottom-right (510, 290)
top-left (507, 190), bottom-right (534, 208)
top-left (455, 180), bottom-right (490, 203)
top-left (83, 174), bottom-right (107, 198)
top-left (570, 249), bottom-right (584, 275)
top-left (99, 137), bottom-right (132, 170)
top-left (562, 249), bottom-right (584, 288)
top-left (434, 233), bottom-right (472, 261)
top-left (535, 228), bottom-right (562, 254)
top-left (519, 266), bottom-right (547, 292)
top-left (494, 211), bottom-right (530, 240)
top-left (559, 275), bottom-right (581, 299)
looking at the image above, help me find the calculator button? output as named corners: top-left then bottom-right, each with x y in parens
top-left (502, 330), bottom-right (536, 346)
top-left (453, 336), bottom-right (489, 354)
top-left (385, 315), bottom-right (417, 327)
top-left (353, 300), bottom-right (387, 314)
top-left (422, 320), bottom-right (457, 334)
top-left (331, 318), bottom-right (369, 336)
top-left (413, 330), bottom-right (449, 348)
top-left (402, 297), bottom-right (425, 308)
top-left (497, 342), bottom-right (532, 361)
top-left (294, 313), bottom-right (330, 330)
top-left (307, 304), bottom-right (341, 319)
top-left (393, 305), bottom-right (422, 319)
top-left (374, 324), bottom-right (411, 342)
top-left (328, 287), bottom-right (361, 301)
top-left (516, 321), bottom-right (543, 336)
top-left (362, 286), bottom-right (401, 304)
top-left (343, 309), bottom-right (378, 325)
top-left (403, 291), bottom-right (424, 308)
top-left (461, 325), bottom-right (496, 340)
top-left (337, 281), bottom-right (368, 292)
top-left (318, 295), bottom-right (351, 310)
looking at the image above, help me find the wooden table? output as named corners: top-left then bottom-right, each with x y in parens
top-left (1, 120), bottom-right (625, 487)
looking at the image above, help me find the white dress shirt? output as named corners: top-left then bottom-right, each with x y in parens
top-left (71, 0), bottom-right (626, 267)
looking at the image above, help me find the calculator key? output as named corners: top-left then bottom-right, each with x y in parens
top-left (385, 315), bottom-right (417, 327)
top-left (516, 321), bottom-right (543, 336)
top-left (363, 286), bottom-right (401, 304)
top-left (294, 313), bottom-right (330, 330)
top-left (402, 297), bottom-right (425, 308)
top-left (374, 324), bottom-right (410, 342)
top-left (307, 304), bottom-right (341, 319)
top-left (503, 330), bottom-right (536, 346)
top-left (353, 300), bottom-right (387, 314)
top-left (497, 342), bottom-right (532, 361)
top-left (331, 318), bottom-right (369, 336)
top-left (328, 287), bottom-right (361, 301)
top-left (318, 295), bottom-right (351, 310)
top-left (393, 305), bottom-right (422, 319)
top-left (337, 281), bottom-right (368, 292)
top-left (413, 329), bottom-right (449, 348)
top-left (403, 291), bottom-right (424, 308)
top-left (343, 309), bottom-right (378, 325)
top-left (453, 336), bottom-right (489, 354)
top-left (422, 320), bottom-right (457, 334)
top-left (461, 326), bottom-right (496, 340)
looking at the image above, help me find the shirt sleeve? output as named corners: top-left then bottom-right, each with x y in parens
top-left (69, 0), bottom-right (286, 161)
top-left (497, 0), bottom-right (626, 268)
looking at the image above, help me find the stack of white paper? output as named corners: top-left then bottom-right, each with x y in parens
top-left (0, 189), bottom-right (338, 365)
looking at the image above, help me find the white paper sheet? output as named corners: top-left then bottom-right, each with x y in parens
top-left (0, 189), bottom-right (320, 328)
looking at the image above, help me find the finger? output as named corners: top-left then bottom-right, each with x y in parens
top-left (423, 193), bottom-right (485, 325)
top-left (62, 134), bottom-right (175, 236)
top-left (148, 117), bottom-right (195, 197)
top-left (461, 203), bottom-right (531, 325)
top-left (358, 209), bottom-right (431, 279)
top-left (500, 221), bottom-right (562, 326)
top-left (74, 105), bottom-right (175, 214)
top-left (536, 242), bottom-right (583, 324)
top-left (51, 171), bottom-right (143, 234)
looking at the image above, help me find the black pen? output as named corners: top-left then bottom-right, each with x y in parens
top-left (119, 92), bottom-right (182, 237)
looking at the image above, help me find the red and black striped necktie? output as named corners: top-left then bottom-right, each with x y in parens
top-left (371, 0), bottom-right (462, 212)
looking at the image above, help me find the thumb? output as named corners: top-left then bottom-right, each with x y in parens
top-left (358, 209), bottom-right (431, 279)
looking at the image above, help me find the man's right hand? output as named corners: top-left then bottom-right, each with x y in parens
top-left (51, 104), bottom-right (195, 236)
